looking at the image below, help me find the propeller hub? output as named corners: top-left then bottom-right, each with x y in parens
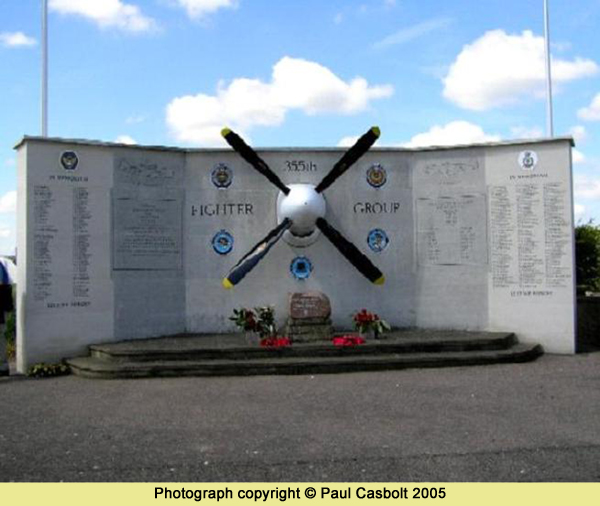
top-left (277, 184), bottom-right (326, 246)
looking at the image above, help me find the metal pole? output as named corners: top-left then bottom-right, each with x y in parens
top-left (544, 0), bottom-right (554, 137)
top-left (42, 0), bottom-right (48, 137)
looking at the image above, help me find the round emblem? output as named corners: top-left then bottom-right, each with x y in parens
top-left (212, 230), bottom-right (234, 255)
top-left (366, 163), bottom-right (387, 188)
top-left (518, 150), bottom-right (538, 171)
top-left (60, 151), bottom-right (79, 171)
top-left (367, 229), bottom-right (389, 253)
top-left (211, 163), bottom-right (233, 188)
top-left (290, 256), bottom-right (313, 280)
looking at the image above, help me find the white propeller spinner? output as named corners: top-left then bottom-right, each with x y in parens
top-left (277, 184), bottom-right (326, 247)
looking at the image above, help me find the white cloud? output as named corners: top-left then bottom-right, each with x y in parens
top-left (0, 191), bottom-right (16, 214)
top-left (166, 56), bottom-right (393, 146)
top-left (569, 125), bottom-right (588, 143)
top-left (0, 228), bottom-right (10, 239)
top-left (173, 0), bottom-right (237, 19)
top-left (510, 126), bottom-right (544, 139)
top-left (337, 136), bottom-right (359, 147)
top-left (578, 92), bottom-right (600, 121)
top-left (551, 41), bottom-right (572, 53)
top-left (333, 13), bottom-right (344, 25)
top-left (272, 58), bottom-right (393, 114)
top-left (338, 134), bottom-right (382, 148)
top-left (572, 149), bottom-right (585, 164)
top-left (444, 30), bottom-right (599, 111)
top-left (115, 135), bottom-right (137, 145)
top-left (49, 0), bottom-right (156, 32)
top-left (402, 121), bottom-right (500, 148)
top-left (0, 31), bottom-right (37, 47)
top-left (4, 158), bottom-right (15, 167)
top-left (126, 114), bottom-right (146, 124)
top-left (374, 18), bottom-right (452, 49)
top-left (574, 175), bottom-right (600, 199)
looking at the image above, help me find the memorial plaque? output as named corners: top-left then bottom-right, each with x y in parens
top-left (416, 194), bottom-right (487, 266)
top-left (489, 181), bottom-right (571, 290)
top-left (115, 157), bottom-right (180, 187)
top-left (113, 196), bottom-right (183, 270)
top-left (414, 155), bottom-right (485, 189)
top-left (287, 292), bottom-right (332, 342)
top-left (31, 182), bottom-right (100, 309)
top-left (32, 185), bottom-right (56, 302)
top-left (289, 292), bottom-right (331, 320)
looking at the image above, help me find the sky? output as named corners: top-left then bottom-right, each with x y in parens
top-left (1, 0), bottom-right (600, 255)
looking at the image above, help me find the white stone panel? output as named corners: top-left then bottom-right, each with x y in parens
top-left (17, 140), bottom-right (114, 370)
top-left (485, 142), bottom-right (576, 353)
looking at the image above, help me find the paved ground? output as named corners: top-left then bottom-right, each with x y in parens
top-left (1, 352), bottom-right (599, 482)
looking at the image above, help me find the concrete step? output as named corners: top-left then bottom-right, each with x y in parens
top-left (67, 343), bottom-right (543, 379)
top-left (88, 331), bottom-right (519, 363)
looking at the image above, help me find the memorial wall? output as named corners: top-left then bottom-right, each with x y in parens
top-left (15, 136), bottom-right (576, 371)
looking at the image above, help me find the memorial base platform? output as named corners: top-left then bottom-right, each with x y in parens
top-left (66, 330), bottom-right (543, 379)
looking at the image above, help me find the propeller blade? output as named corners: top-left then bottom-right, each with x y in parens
top-left (221, 127), bottom-right (290, 195)
top-left (315, 126), bottom-right (380, 193)
top-left (316, 217), bottom-right (385, 285)
top-left (223, 218), bottom-right (292, 289)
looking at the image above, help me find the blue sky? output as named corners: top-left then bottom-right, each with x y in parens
top-left (2, 0), bottom-right (600, 255)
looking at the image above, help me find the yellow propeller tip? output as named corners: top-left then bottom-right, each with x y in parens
top-left (371, 126), bottom-right (381, 138)
top-left (222, 278), bottom-right (234, 289)
top-left (221, 127), bottom-right (232, 138)
top-left (374, 275), bottom-right (385, 286)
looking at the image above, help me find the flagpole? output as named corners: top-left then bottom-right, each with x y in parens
top-left (41, 0), bottom-right (48, 137)
top-left (544, 0), bottom-right (554, 137)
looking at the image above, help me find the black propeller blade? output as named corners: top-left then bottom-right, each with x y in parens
top-left (222, 218), bottom-right (292, 289)
top-left (314, 126), bottom-right (380, 194)
top-left (316, 217), bottom-right (385, 285)
top-left (221, 127), bottom-right (290, 195)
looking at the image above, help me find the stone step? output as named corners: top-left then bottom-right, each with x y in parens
top-left (67, 343), bottom-right (543, 379)
top-left (287, 327), bottom-right (332, 342)
top-left (87, 331), bottom-right (518, 363)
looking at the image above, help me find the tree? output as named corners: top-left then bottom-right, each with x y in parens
top-left (575, 221), bottom-right (600, 293)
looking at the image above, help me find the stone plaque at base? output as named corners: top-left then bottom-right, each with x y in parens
top-left (287, 292), bottom-right (332, 342)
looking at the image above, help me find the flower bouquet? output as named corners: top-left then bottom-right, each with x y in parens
top-left (229, 307), bottom-right (258, 333)
top-left (352, 308), bottom-right (391, 339)
top-left (230, 306), bottom-right (289, 347)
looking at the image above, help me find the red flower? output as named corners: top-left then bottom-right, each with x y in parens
top-left (245, 313), bottom-right (257, 331)
top-left (260, 337), bottom-right (291, 348)
top-left (332, 335), bottom-right (366, 347)
top-left (353, 308), bottom-right (383, 331)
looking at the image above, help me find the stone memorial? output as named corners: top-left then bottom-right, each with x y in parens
top-left (286, 291), bottom-right (332, 342)
top-left (14, 135), bottom-right (577, 372)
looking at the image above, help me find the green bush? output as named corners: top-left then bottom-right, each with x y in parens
top-left (27, 362), bottom-right (70, 378)
top-left (4, 310), bottom-right (15, 359)
top-left (575, 221), bottom-right (600, 293)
